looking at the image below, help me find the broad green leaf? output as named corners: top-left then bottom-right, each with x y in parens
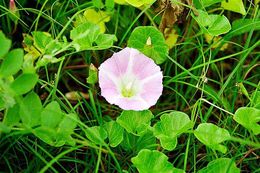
top-left (251, 91), bottom-right (260, 109)
top-left (120, 131), bottom-right (157, 153)
top-left (10, 73), bottom-right (38, 95)
top-left (95, 34), bottom-right (117, 49)
top-left (227, 19), bottom-right (260, 38)
top-left (194, 123), bottom-right (231, 153)
top-left (128, 26), bottom-right (169, 64)
top-left (85, 126), bottom-right (107, 145)
top-left (221, 0), bottom-right (246, 15)
top-left (92, 0), bottom-right (104, 8)
top-left (126, 0), bottom-right (155, 7)
top-left (19, 92), bottom-right (42, 128)
top-left (234, 107), bottom-right (260, 135)
top-left (131, 149), bottom-right (185, 173)
top-left (104, 121), bottom-right (124, 147)
top-left (58, 113), bottom-right (78, 135)
top-left (192, 10), bottom-right (231, 36)
top-left (198, 158), bottom-right (240, 173)
top-left (36, 55), bottom-right (60, 68)
top-left (114, 0), bottom-right (127, 5)
top-left (40, 101), bottom-right (63, 128)
top-left (32, 31), bottom-right (62, 55)
top-left (116, 110), bottom-right (154, 136)
top-left (70, 22), bottom-right (100, 50)
top-left (153, 111), bottom-right (193, 150)
top-left (0, 31), bottom-right (11, 59)
top-left (0, 49), bottom-right (24, 77)
top-left (196, 0), bottom-right (223, 8)
top-left (87, 63), bottom-right (98, 84)
top-left (33, 126), bottom-right (65, 147)
top-left (3, 104), bottom-right (20, 127)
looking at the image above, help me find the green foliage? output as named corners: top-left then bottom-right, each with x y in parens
top-left (85, 126), bottom-right (108, 145)
top-left (0, 31), bottom-right (11, 59)
top-left (194, 123), bottom-right (231, 153)
top-left (0, 49), bottom-right (23, 77)
top-left (70, 22), bottom-right (117, 51)
top-left (198, 158), bottom-right (240, 173)
top-left (19, 92), bottom-right (42, 128)
top-left (131, 149), bottom-right (185, 173)
top-left (103, 121), bottom-right (124, 147)
top-left (153, 111), bottom-right (193, 150)
top-left (116, 110), bottom-right (154, 136)
top-left (192, 10), bottom-right (231, 36)
top-left (120, 131), bottom-right (157, 153)
top-left (221, 0), bottom-right (246, 15)
top-left (234, 107), bottom-right (260, 135)
top-left (229, 18), bottom-right (260, 37)
top-left (128, 26), bottom-right (169, 64)
top-left (10, 73), bottom-right (38, 95)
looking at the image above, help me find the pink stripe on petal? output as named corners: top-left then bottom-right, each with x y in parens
top-left (132, 53), bottom-right (161, 80)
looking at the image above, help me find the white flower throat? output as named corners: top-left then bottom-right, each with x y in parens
top-left (120, 75), bottom-right (141, 98)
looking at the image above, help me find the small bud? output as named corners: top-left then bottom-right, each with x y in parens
top-left (146, 36), bottom-right (152, 46)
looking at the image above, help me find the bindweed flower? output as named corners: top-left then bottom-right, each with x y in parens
top-left (99, 47), bottom-right (163, 110)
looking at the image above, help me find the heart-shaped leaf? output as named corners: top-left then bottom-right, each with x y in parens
top-left (40, 101), bottom-right (63, 128)
top-left (116, 110), bottom-right (154, 136)
top-left (128, 26), bottom-right (169, 64)
top-left (10, 73), bottom-right (38, 95)
top-left (192, 10), bottom-right (231, 36)
top-left (85, 126), bottom-right (107, 145)
top-left (131, 149), bottom-right (185, 173)
top-left (234, 107), bottom-right (260, 135)
top-left (153, 111), bottom-right (193, 150)
top-left (194, 123), bottom-right (231, 153)
top-left (198, 158), bottom-right (240, 173)
top-left (104, 121), bottom-right (124, 147)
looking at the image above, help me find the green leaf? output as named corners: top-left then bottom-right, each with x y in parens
top-left (0, 49), bottom-right (24, 77)
top-left (192, 10), bottom-right (231, 36)
top-left (32, 31), bottom-right (62, 55)
top-left (121, 131), bottom-right (157, 153)
top-left (194, 123), bottom-right (231, 153)
top-left (234, 107), bottom-right (260, 135)
top-left (70, 22), bottom-right (116, 51)
top-left (198, 158), bottom-right (240, 173)
top-left (221, 0), bottom-right (246, 15)
top-left (227, 19), bottom-right (260, 38)
top-left (0, 31), bottom-right (11, 59)
top-left (95, 34), bottom-right (117, 49)
top-left (104, 121), bottom-right (124, 147)
top-left (40, 101), bottom-right (63, 128)
top-left (19, 92), bottom-right (42, 128)
top-left (70, 22), bottom-right (100, 51)
top-left (85, 126), bottom-right (107, 145)
top-left (33, 126), bottom-right (65, 147)
top-left (131, 149), bottom-right (185, 173)
top-left (10, 73), bottom-right (38, 95)
top-left (195, 0), bottom-right (223, 8)
top-left (3, 104), bottom-right (20, 127)
top-left (125, 0), bottom-right (155, 7)
top-left (57, 113), bottom-right (78, 135)
top-left (153, 111), bottom-right (193, 151)
top-left (117, 110), bottom-right (154, 136)
top-left (128, 26), bottom-right (169, 64)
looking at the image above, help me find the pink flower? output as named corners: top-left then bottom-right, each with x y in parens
top-left (98, 47), bottom-right (163, 110)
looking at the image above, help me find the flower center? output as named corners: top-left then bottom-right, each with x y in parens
top-left (119, 76), bottom-right (141, 98)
